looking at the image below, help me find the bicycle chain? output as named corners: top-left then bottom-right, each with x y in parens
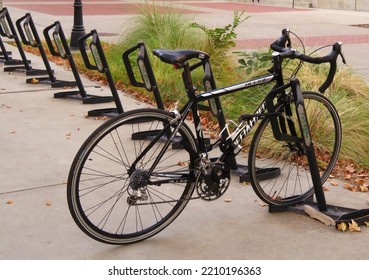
top-left (131, 196), bottom-right (201, 206)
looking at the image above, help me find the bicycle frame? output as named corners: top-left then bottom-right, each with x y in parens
top-left (132, 56), bottom-right (303, 167)
top-left (177, 54), bottom-right (304, 159)
top-left (129, 51), bottom-right (327, 209)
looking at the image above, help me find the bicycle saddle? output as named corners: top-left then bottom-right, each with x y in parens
top-left (153, 49), bottom-right (209, 67)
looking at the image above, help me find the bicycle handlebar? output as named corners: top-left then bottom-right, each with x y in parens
top-left (270, 28), bottom-right (346, 93)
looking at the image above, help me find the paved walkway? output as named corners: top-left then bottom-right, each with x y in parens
top-left (1, 1), bottom-right (369, 261)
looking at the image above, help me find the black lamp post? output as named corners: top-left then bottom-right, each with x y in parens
top-left (70, 0), bottom-right (86, 50)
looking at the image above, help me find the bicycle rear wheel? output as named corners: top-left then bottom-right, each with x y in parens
top-left (67, 108), bottom-right (198, 244)
top-left (248, 91), bottom-right (341, 206)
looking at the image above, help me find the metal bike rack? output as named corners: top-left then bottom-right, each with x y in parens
top-left (43, 21), bottom-right (114, 104)
top-left (0, 8), bottom-right (47, 75)
top-left (79, 29), bottom-right (124, 117)
top-left (123, 41), bottom-right (165, 110)
top-left (267, 79), bottom-right (367, 227)
top-left (16, 13), bottom-right (77, 87)
top-left (123, 42), bottom-right (182, 146)
top-left (0, 36), bottom-right (12, 62)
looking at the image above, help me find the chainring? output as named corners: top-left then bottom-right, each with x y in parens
top-left (196, 160), bottom-right (230, 201)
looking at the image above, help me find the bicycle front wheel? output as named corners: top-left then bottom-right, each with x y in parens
top-left (248, 91), bottom-right (342, 206)
top-left (67, 108), bottom-right (198, 244)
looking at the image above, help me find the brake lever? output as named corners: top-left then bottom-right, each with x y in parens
top-left (340, 51), bottom-right (347, 65)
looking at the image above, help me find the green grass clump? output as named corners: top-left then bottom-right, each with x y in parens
top-left (106, 1), bottom-right (248, 107)
top-left (106, 1), bottom-right (210, 106)
top-left (300, 64), bottom-right (369, 166)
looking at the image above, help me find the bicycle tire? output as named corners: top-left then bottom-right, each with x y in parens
top-left (67, 108), bottom-right (198, 244)
top-left (248, 91), bottom-right (342, 206)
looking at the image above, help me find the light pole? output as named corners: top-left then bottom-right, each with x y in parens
top-left (70, 0), bottom-right (86, 50)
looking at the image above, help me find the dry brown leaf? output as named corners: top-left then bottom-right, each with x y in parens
top-left (364, 221), bottom-right (369, 227)
top-left (45, 201), bottom-right (52, 207)
top-left (345, 165), bottom-right (356, 173)
top-left (6, 199), bottom-right (14, 205)
top-left (337, 222), bottom-right (347, 232)
top-left (344, 183), bottom-right (360, 192)
top-left (348, 219), bottom-right (361, 232)
top-left (66, 132), bottom-right (71, 139)
top-left (177, 161), bottom-right (189, 167)
top-left (330, 180), bottom-right (339, 186)
top-left (30, 78), bottom-right (39, 84)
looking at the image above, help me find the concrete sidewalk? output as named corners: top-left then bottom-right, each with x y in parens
top-left (1, 1), bottom-right (369, 260)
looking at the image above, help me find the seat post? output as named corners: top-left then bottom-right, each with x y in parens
top-left (181, 61), bottom-right (197, 101)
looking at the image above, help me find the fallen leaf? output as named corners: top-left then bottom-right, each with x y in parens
top-left (224, 198), bottom-right (232, 202)
top-left (344, 183), bottom-right (360, 192)
top-left (364, 221), bottom-right (369, 227)
top-left (337, 222), bottom-right (347, 232)
top-left (330, 180), bottom-right (339, 186)
top-left (66, 132), bottom-right (71, 139)
top-left (348, 219), bottom-right (361, 232)
top-left (45, 201), bottom-right (52, 206)
top-left (6, 199), bottom-right (14, 205)
top-left (177, 161), bottom-right (189, 167)
top-left (30, 78), bottom-right (39, 84)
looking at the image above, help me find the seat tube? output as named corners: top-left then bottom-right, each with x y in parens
top-left (182, 62), bottom-right (207, 152)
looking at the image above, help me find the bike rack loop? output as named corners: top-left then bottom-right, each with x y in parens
top-left (43, 21), bottom-right (114, 104)
top-left (0, 8), bottom-right (47, 76)
top-left (0, 35), bottom-right (12, 62)
top-left (78, 29), bottom-right (124, 116)
top-left (122, 42), bottom-right (181, 146)
top-left (16, 13), bottom-right (78, 87)
top-left (123, 41), bottom-right (165, 110)
top-left (268, 78), bottom-right (369, 228)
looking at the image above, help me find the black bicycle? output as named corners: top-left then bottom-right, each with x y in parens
top-left (67, 29), bottom-right (345, 244)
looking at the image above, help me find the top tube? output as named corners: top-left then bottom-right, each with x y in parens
top-left (196, 74), bottom-right (275, 103)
